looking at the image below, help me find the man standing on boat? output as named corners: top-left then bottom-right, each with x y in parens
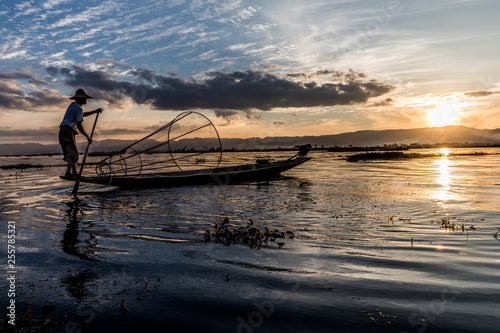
top-left (59, 89), bottom-right (103, 178)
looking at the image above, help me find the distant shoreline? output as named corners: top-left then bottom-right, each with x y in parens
top-left (3, 125), bottom-right (500, 156)
top-left (1, 143), bottom-right (500, 157)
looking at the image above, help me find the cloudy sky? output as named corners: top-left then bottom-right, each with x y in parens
top-left (1, 0), bottom-right (499, 144)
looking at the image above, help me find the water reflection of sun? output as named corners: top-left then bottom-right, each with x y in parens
top-left (434, 153), bottom-right (452, 202)
top-left (439, 148), bottom-right (450, 156)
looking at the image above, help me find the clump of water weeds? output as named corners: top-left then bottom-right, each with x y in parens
top-left (204, 218), bottom-right (294, 249)
top-left (1, 163), bottom-right (45, 170)
top-left (1, 302), bottom-right (58, 332)
top-left (431, 216), bottom-right (477, 234)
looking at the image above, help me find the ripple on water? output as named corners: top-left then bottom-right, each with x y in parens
top-left (1, 151), bottom-right (500, 332)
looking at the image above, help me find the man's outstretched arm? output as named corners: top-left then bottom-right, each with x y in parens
top-left (83, 108), bottom-right (103, 117)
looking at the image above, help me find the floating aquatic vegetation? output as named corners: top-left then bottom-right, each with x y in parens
top-left (0, 162), bottom-right (99, 170)
top-left (346, 151), bottom-right (487, 162)
top-left (204, 217), bottom-right (293, 249)
top-left (431, 217), bottom-right (477, 233)
top-left (1, 302), bottom-right (58, 332)
top-left (120, 299), bottom-right (129, 313)
top-left (0, 163), bottom-right (45, 170)
top-left (364, 310), bottom-right (397, 325)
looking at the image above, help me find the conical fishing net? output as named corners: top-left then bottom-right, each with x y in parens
top-left (95, 111), bottom-right (222, 178)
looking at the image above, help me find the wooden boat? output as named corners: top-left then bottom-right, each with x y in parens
top-left (60, 112), bottom-right (313, 190)
top-left (60, 156), bottom-right (312, 189)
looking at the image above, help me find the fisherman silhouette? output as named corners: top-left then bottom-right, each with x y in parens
top-left (58, 89), bottom-right (103, 178)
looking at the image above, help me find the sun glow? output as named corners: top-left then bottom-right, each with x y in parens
top-left (439, 148), bottom-right (450, 156)
top-left (427, 104), bottom-right (460, 127)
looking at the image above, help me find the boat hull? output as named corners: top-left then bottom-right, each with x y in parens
top-left (61, 157), bottom-right (311, 189)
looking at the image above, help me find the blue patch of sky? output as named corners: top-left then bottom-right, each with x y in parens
top-left (0, 0), bottom-right (281, 78)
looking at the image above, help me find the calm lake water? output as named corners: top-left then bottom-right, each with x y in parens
top-left (1, 148), bottom-right (500, 332)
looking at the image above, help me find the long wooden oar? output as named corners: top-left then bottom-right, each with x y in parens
top-left (72, 112), bottom-right (100, 197)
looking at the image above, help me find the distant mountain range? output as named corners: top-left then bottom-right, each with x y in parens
top-left (2, 125), bottom-right (500, 155)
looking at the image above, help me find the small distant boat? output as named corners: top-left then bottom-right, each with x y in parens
top-left (60, 154), bottom-right (311, 189)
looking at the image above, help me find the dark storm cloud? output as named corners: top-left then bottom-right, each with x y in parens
top-left (45, 66), bottom-right (60, 77)
top-left (286, 73), bottom-right (307, 79)
top-left (0, 126), bottom-right (145, 143)
top-left (0, 81), bottom-right (24, 95)
top-left (59, 65), bottom-right (134, 104)
top-left (26, 89), bottom-right (65, 107)
top-left (464, 90), bottom-right (500, 98)
top-left (0, 68), bottom-right (49, 86)
top-left (98, 128), bottom-right (148, 135)
top-left (369, 97), bottom-right (393, 107)
top-left (47, 66), bottom-right (395, 111)
top-left (314, 70), bottom-right (344, 77)
top-left (0, 80), bottom-right (64, 110)
top-left (213, 110), bottom-right (239, 118)
top-left (0, 127), bottom-right (56, 140)
top-left (0, 68), bottom-right (60, 110)
top-left (213, 109), bottom-right (240, 124)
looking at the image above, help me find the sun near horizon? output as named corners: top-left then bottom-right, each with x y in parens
top-left (426, 103), bottom-right (462, 127)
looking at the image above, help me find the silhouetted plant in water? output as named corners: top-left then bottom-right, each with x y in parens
top-left (346, 151), bottom-right (487, 162)
top-left (0, 163), bottom-right (44, 170)
top-left (1, 302), bottom-right (58, 332)
top-left (204, 217), bottom-right (293, 249)
top-left (431, 216), bottom-right (477, 234)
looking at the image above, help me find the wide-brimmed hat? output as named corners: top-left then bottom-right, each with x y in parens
top-left (69, 89), bottom-right (93, 100)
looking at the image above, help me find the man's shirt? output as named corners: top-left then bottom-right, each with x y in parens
top-left (60, 102), bottom-right (84, 128)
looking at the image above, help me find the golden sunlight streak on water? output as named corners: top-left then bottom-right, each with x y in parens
top-left (434, 155), bottom-right (453, 202)
top-left (439, 148), bottom-right (450, 156)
